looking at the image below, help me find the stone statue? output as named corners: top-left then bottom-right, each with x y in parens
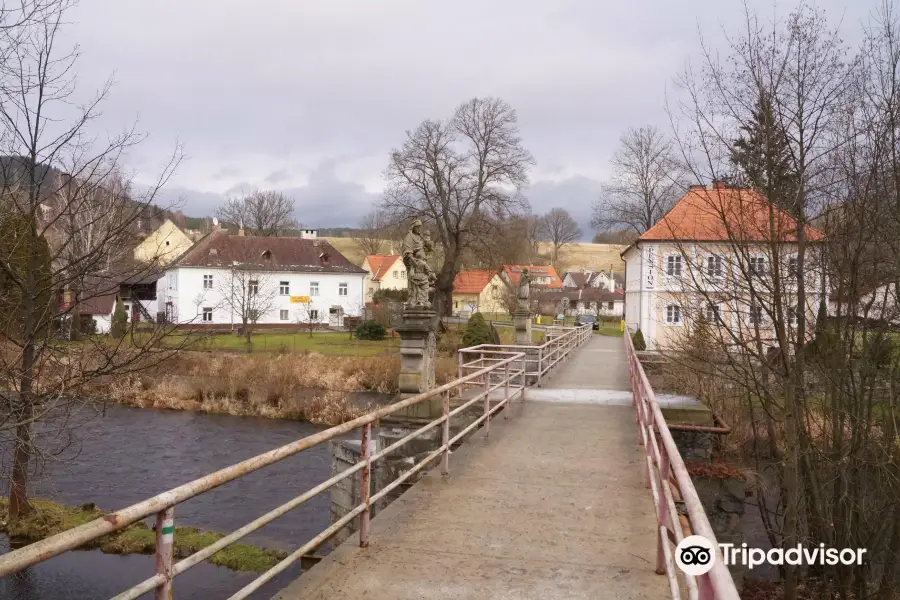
top-left (516, 268), bottom-right (531, 310)
top-left (402, 219), bottom-right (436, 308)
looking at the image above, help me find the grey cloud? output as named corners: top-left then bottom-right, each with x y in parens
top-left (526, 176), bottom-right (604, 241)
top-left (265, 169), bottom-right (291, 184)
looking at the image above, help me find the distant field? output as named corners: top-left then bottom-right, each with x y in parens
top-left (538, 242), bottom-right (627, 274)
top-left (323, 236), bottom-right (626, 273)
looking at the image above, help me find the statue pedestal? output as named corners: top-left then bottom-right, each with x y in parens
top-left (512, 309), bottom-right (532, 345)
top-left (392, 307), bottom-right (439, 420)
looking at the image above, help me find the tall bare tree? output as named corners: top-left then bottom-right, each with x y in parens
top-left (353, 210), bottom-right (390, 257)
top-left (591, 125), bottom-right (687, 234)
top-left (216, 190), bottom-right (296, 237)
top-left (382, 97), bottom-right (534, 316)
top-left (537, 207), bottom-right (582, 267)
top-left (0, 0), bottom-right (184, 519)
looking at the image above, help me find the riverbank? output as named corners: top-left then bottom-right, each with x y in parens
top-left (105, 351), bottom-right (458, 425)
top-left (0, 498), bottom-right (286, 573)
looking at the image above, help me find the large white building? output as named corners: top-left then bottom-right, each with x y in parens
top-left (157, 231), bottom-right (367, 327)
top-left (622, 183), bottom-right (827, 350)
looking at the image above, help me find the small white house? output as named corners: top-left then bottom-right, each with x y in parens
top-left (157, 231), bottom-right (367, 327)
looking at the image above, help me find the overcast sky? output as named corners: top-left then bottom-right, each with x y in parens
top-left (61, 0), bottom-right (876, 237)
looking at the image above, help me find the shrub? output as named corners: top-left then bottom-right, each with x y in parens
top-left (110, 298), bottom-right (128, 339)
top-left (355, 320), bottom-right (386, 341)
top-left (631, 328), bottom-right (646, 351)
top-left (463, 313), bottom-right (493, 347)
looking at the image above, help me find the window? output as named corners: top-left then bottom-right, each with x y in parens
top-left (249, 280), bottom-right (259, 296)
top-left (665, 304), bottom-right (682, 324)
top-left (167, 272), bottom-right (177, 291)
top-left (788, 307), bottom-right (800, 326)
top-left (706, 303), bottom-right (720, 322)
top-left (279, 309), bottom-right (289, 321)
top-left (339, 283), bottom-right (348, 296)
top-left (787, 257), bottom-right (798, 278)
top-left (749, 256), bottom-right (767, 276)
top-left (309, 309), bottom-right (319, 320)
top-left (202, 307), bottom-right (213, 322)
top-left (707, 255), bottom-right (723, 277)
top-left (203, 274), bottom-right (213, 290)
top-left (401, 271), bottom-right (406, 279)
top-left (249, 309), bottom-right (261, 322)
top-left (666, 255), bottom-right (683, 277)
top-left (279, 281), bottom-right (290, 295)
top-left (749, 304), bottom-right (764, 326)
top-left (607, 301), bottom-right (614, 310)
top-left (310, 282), bottom-right (319, 296)
top-left (393, 271), bottom-right (398, 279)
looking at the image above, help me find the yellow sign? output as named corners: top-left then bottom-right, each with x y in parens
top-left (290, 296), bottom-right (310, 304)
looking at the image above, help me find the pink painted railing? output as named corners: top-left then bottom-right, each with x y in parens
top-left (624, 330), bottom-right (741, 600)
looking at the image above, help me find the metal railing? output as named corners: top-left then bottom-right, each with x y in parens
top-left (0, 351), bottom-right (529, 599)
top-left (624, 329), bottom-right (741, 600)
top-left (458, 323), bottom-right (592, 386)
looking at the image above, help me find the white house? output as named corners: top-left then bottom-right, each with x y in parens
top-left (622, 183), bottom-right (827, 350)
top-left (562, 270), bottom-right (621, 292)
top-left (362, 254), bottom-right (407, 299)
top-left (157, 231), bottom-right (367, 327)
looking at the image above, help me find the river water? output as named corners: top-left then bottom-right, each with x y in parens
top-left (1, 406), bottom-right (340, 600)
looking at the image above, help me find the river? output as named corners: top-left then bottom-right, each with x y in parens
top-left (1, 406), bottom-right (341, 600)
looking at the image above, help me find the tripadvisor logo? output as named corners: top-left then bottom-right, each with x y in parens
top-left (675, 536), bottom-right (868, 576)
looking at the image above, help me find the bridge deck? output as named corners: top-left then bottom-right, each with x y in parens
top-left (274, 335), bottom-right (668, 600)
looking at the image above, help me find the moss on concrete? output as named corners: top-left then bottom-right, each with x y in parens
top-left (0, 498), bottom-right (287, 573)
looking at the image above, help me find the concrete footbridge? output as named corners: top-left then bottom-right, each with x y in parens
top-left (0, 325), bottom-right (740, 600)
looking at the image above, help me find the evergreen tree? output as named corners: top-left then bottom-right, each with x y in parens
top-left (730, 90), bottom-right (798, 214)
top-left (0, 213), bottom-right (53, 341)
top-left (110, 298), bottom-right (128, 339)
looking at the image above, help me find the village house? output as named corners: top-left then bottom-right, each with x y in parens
top-left (362, 254), bottom-right (406, 299)
top-left (133, 218), bottom-right (194, 265)
top-left (451, 270), bottom-right (508, 316)
top-left (562, 269), bottom-right (623, 292)
top-left (563, 287), bottom-right (625, 318)
top-left (501, 264), bottom-right (563, 289)
top-left (622, 183), bottom-right (826, 350)
top-left (157, 230), bottom-right (366, 328)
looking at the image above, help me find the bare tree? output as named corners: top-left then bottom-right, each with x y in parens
top-left (216, 190), bottom-right (296, 237)
top-left (591, 126), bottom-right (687, 234)
top-left (294, 301), bottom-right (320, 338)
top-left (382, 97), bottom-right (534, 316)
top-left (0, 0), bottom-right (185, 520)
top-left (353, 210), bottom-right (390, 257)
top-left (537, 208), bottom-right (582, 267)
top-left (218, 265), bottom-right (278, 349)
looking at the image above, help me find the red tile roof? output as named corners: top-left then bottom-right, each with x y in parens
top-left (365, 255), bottom-right (401, 281)
top-left (453, 270), bottom-right (497, 294)
top-left (639, 185), bottom-right (824, 243)
top-left (502, 264), bottom-right (563, 288)
top-left (174, 231), bottom-right (366, 273)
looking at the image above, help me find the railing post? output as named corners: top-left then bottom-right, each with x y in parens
top-left (154, 506), bottom-right (175, 600)
top-left (359, 422), bottom-right (372, 548)
top-left (456, 350), bottom-right (463, 398)
top-left (483, 371), bottom-right (490, 438)
top-left (536, 347), bottom-right (543, 386)
top-left (503, 361), bottom-right (510, 419)
top-left (441, 390), bottom-right (450, 475)
top-left (520, 353), bottom-right (527, 401)
top-left (656, 439), bottom-right (670, 575)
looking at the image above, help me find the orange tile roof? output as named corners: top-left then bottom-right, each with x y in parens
top-left (365, 254), bottom-right (401, 281)
top-left (639, 185), bottom-right (824, 243)
top-left (453, 270), bottom-right (497, 294)
top-left (502, 264), bottom-right (563, 288)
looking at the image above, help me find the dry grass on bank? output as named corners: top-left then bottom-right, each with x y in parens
top-left (106, 352), bottom-right (459, 425)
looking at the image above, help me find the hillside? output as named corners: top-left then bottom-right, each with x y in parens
top-left (541, 242), bottom-right (626, 274)
top-left (324, 236), bottom-right (626, 273)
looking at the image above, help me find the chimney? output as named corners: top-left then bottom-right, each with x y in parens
top-left (712, 179), bottom-right (727, 190)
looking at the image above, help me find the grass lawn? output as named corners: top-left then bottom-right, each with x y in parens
top-left (161, 331), bottom-right (400, 356)
top-left (596, 323), bottom-right (624, 337)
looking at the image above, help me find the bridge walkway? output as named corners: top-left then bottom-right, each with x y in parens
top-left (274, 334), bottom-right (668, 600)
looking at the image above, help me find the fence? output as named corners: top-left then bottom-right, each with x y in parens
top-left (0, 351), bottom-right (528, 600)
top-left (624, 329), bottom-right (741, 600)
top-left (458, 323), bottom-right (592, 386)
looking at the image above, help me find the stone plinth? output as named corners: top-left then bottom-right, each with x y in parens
top-left (512, 309), bottom-right (532, 345)
top-left (392, 307), bottom-right (439, 420)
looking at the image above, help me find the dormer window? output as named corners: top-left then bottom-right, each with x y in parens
top-left (262, 250), bottom-right (272, 260)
